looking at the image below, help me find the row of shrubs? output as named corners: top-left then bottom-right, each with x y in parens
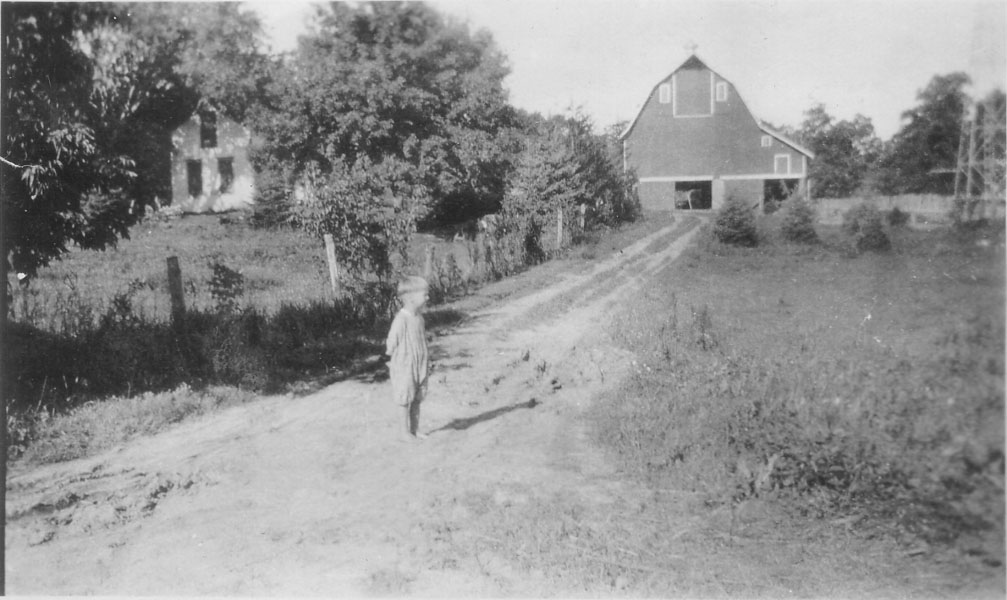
top-left (712, 194), bottom-right (914, 252)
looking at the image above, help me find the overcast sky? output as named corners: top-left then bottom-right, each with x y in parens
top-left (246, 0), bottom-right (1006, 141)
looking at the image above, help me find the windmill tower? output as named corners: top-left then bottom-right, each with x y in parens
top-left (953, 5), bottom-right (1006, 221)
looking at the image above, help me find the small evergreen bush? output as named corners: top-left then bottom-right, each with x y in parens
top-left (779, 197), bottom-right (819, 243)
top-left (842, 203), bottom-right (891, 253)
top-left (713, 195), bottom-right (758, 246)
top-left (887, 206), bottom-right (911, 228)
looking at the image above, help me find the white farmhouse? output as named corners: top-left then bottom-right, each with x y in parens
top-left (170, 109), bottom-right (255, 212)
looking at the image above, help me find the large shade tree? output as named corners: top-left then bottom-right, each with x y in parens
top-left (875, 72), bottom-right (971, 195)
top-left (253, 1), bottom-right (518, 227)
top-left (797, 104), bottom-right (882, 198)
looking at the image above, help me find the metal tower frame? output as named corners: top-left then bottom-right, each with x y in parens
top-left (954, 95), bottom-right (1007, 221)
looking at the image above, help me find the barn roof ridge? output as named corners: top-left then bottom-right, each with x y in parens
top-left (619, 52), bottom-right (720, 140)
top-left (618, 53), bottom-right (813, 162)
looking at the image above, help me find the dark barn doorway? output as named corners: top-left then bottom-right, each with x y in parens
top-left (763, 179), bottom-right (799, 213)
top-left (674, 181), bottom-right (712, 210)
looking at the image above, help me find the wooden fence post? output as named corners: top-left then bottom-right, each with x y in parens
top-left (556, 207), bottom-right (564, 250)
top-left (166, 256), bottom-right (185, 331)
top-left (423, 245), bottom-right (435, 281)
top-left (323, 233), bottom-right (340, 296)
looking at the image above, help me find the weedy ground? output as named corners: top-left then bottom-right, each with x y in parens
top-left (485, 212), bottom-right (1006, 593)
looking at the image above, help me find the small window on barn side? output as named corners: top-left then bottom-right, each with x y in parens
top-left (716, 81), bottom-right (728, 102)
top-left (187, 160), bottom-right (202, 197)
top-left (218, 157), bottom-right (234, 193)
top-left (200, 111), bottom-right (217, 149)
top-left (658, 83), bottom-right (671, 104)
top-left (761, 135), bottom-right (772, 147)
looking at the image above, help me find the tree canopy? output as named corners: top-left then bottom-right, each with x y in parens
top-left (875, 72), bottom-right (971, 195)
top-left (2, 2), bottom-right (269, 279)
top-left (251, 1), bottom-right (518, 227)
top-left (797, 104), bottom-right (881, 198)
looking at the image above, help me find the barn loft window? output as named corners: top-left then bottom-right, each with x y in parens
top-left (199, 110), bottom-right (217, 148)
top-left (715, 81), bottom-right (728, 102)
top-left (761, 135), bottom-right (772, 147)
top-left (774, 154), bottom-right (791, 175)
top-left (187, 160), bottom-right (202, 197)
top-left (659, 83), bottom-right (671, 104)
top-left (672, 70), bottom-right (713, 117)
top-left (218, 157), bottom-right (234, 193)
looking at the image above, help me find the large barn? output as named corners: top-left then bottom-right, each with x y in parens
top-left (620, 53), bottom-right (814, 212)
top-left (170, 108), bottom-right (255, 213)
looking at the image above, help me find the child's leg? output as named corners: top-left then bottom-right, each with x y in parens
top-left (407, 383), bottom-right (425, 436)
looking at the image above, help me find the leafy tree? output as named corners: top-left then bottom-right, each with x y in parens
top-left (797, 104), bottom-right (881, 198)
top-left (111, 3), bottom-right (272, 206)
top-left (2, 3), bottom-right (143, 281)
top-left (292, 157), bottom-right (427, 281)
top-left (875, 73), bottom-right (971, 195)
top-left (251, 1), bottom-right (516, 227)
top-left (500, 113), bottom-right (640, 259)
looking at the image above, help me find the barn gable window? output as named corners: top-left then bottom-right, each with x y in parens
top-left (672, 71), bottom-right (713, 117)
top-left (761, 135), bottom-right (772, 147)
top-left (716, 81), bottom-right (728, 102)
top-left (199, 110), bottom-right (217, 149)
top-left (658, 83), bottom-right (671, 104)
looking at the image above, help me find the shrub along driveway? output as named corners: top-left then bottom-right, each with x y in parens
top-left (5, 214), bottom-right (1000, 596)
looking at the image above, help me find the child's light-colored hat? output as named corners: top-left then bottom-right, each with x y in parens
top-left (397, 276), bottom-right (429, 296)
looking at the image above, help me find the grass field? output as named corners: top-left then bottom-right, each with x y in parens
top-left (586, 213), bottom-right (1005, 571)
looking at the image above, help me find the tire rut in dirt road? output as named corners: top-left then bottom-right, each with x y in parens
top-left (6, 216), bottom-right (703, 596)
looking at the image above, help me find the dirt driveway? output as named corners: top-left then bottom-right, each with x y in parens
top-left (6, 216), bottom-right (714, 595)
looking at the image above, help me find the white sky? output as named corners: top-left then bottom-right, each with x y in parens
top-left (245, 0), bottom-right (1007, 140)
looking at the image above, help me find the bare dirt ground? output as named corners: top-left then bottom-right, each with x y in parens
top-left (6, 215), bottom-right (1003, 597)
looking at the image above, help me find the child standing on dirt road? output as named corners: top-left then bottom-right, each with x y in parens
top-left (386, 276), bottom-right (430, 440)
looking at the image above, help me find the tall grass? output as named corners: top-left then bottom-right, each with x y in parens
top-left (591, 218), bottom-right (1005, 546)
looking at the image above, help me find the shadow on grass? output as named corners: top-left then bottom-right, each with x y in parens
top-left (431, 397), bottom-right (540, 433)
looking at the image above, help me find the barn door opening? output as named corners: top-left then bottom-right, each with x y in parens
top-left (762, 178), bottom-right (799, 213)
top-left (673, 181), bottom-right (712, 210)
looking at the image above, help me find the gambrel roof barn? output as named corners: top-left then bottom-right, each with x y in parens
top-left (620, 54), bottom-right (814, 212)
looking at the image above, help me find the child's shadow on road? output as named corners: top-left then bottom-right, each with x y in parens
top-left (431, 398), bottom-right (539, 433)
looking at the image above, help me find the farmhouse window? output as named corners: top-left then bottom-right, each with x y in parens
top-left (187, 160), bottom-right (202, 197)
top-left (774, 154), bottom-right (791, 175)
top-left (200, 110), bottom-right (217, 148)
top-left (761, 135), bottom-right (772, 147)
top-left (716, 81), bottom-right (728, 102)
top-left (218, 157), bottom-right (234, 193)
top-left (659, 83), bottom-right (671, 104)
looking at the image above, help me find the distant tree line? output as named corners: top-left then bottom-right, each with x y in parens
top-left (789, 73), bottom-right (1006, 199)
